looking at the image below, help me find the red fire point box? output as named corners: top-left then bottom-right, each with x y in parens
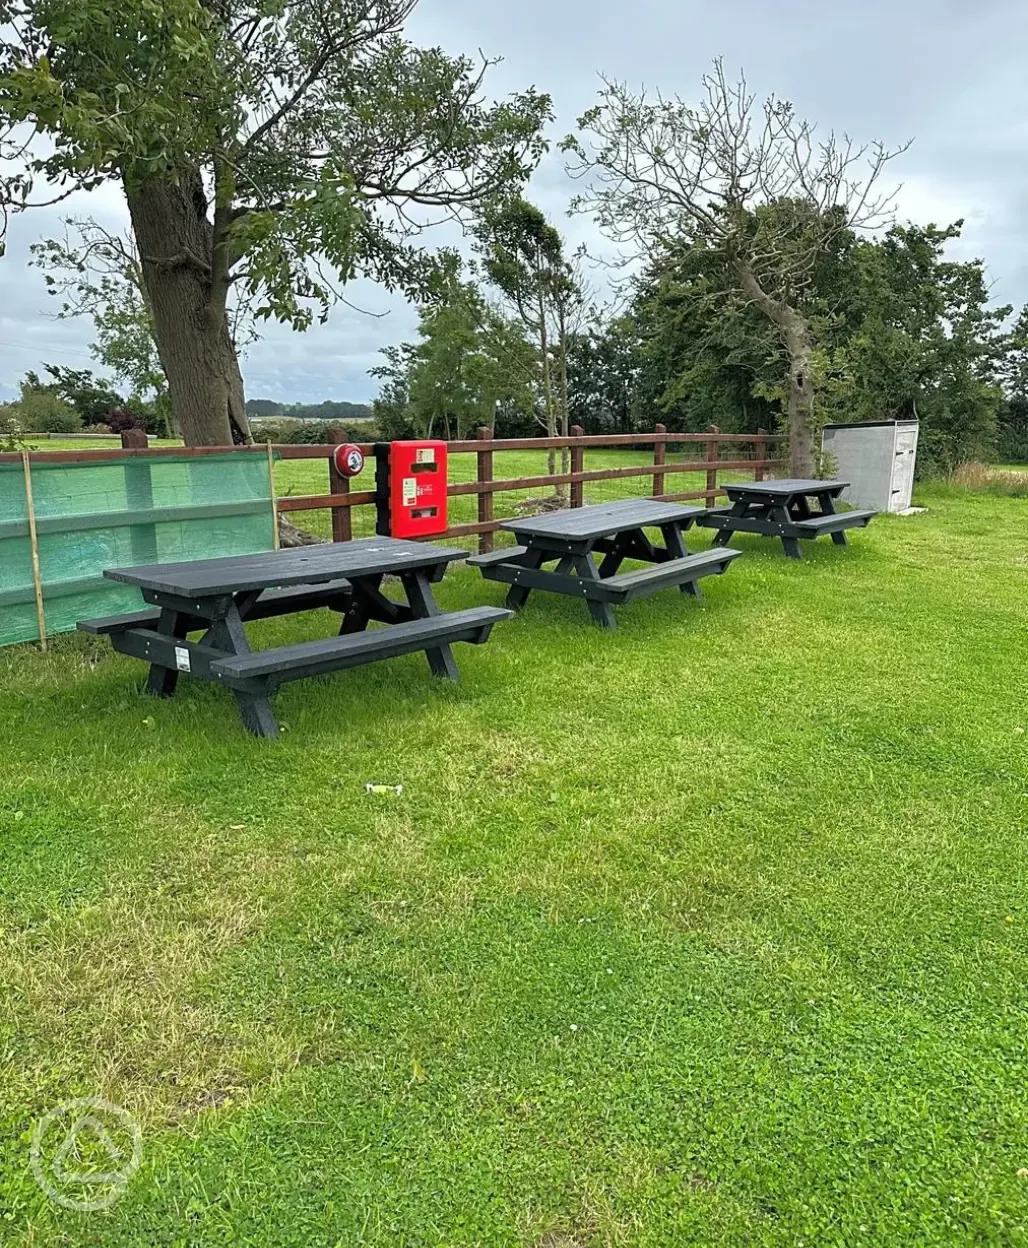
top-left (374, 440), bottom-right (448, 538)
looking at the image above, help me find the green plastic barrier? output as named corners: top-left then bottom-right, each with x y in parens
top-left (0, 452), bottom-right (277, 646)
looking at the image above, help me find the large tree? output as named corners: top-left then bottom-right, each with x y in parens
top-left (563, 60), bottom-right (908, 474)
top-left (0, 0), bottom-right (551, 445)
top-left (475, 198), bottom-right (582, 477)
top-left (371, 278), bottom-right (536, 440)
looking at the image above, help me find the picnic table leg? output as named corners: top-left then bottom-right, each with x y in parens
top-left (598, 536), bottom-right (631, 577)
top-left (814, 491), bottom-right (848, 545)
top-left (782, 537), bottom-right (803, 560)
top-left (658, 523), bottom-right (701, 596)
top-left (711, 529), bottom-right (734, 548)
top-left (401, 569), bottom-right (460, 680)
top-left (572, 553), bottom-right (617, 629)
top-left (340, 573), bottom-right (401, 634)
top-left (205, 600), bottom-right (280, 738)
top-left (505, 546), bottom-right (546, 611)
top-left (235, 689), bottom-right (280, 738)
top-left (145, 607), bottom-right (190, 698)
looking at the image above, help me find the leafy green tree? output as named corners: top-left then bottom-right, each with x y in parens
top-left (843, 223), bottom-right (1011, 472)
top-left (371, 281), bottom-right (535, 440)
top-left (9, 382), bottom-right (82, 433)
top-left (27, 365), bottom-right (123, 426)
top-left (246, 399), bottom-right (283, 419)
top-left (475, 198), bottom-right (582, 477)
top-left (1, 0), bottom-right (551, 445)
top-left (370, 341), bottom-right (418, 439)
top-left (607, 212), bottom-right (1008, 470)
top-left (996, 305), bottom-right (1028, 462)
top-left (31, 221), bottom-right (170, 409)
top-left (564, 60), bottom-right (908, 474)
top-left (564, 318), bottom-right (644, 434)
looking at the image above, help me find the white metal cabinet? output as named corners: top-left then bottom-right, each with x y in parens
top-left (821, 420), bottom-right (919, 512)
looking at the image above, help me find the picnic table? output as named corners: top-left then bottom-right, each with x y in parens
top-left (78, 539), bottom-right (510, 738)
top-left (468, 498), bottom-right (740, 629)
top-left (697, 479), bottom-right (876, 560)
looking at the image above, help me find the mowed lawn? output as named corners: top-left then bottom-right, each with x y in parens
top-left (1, 476), bottom-right (1027, 1245)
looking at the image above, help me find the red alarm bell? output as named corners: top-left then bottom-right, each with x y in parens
top-left (332, 443), bottom-right (365, 478)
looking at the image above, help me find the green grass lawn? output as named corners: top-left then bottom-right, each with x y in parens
top-left (1, 479), bottom-right (1027, 1245)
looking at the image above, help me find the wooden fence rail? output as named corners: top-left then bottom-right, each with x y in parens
top-left (1, 424), bottom-right (788, 556)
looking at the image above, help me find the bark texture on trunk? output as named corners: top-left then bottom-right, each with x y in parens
top-left (732, 257), bottom-right (816, 477)
top-left (783, 319), bottom-right (816, 478)
top-left (124, 171), bottom-right (250, 447)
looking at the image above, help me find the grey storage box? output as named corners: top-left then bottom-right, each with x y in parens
top-left (821, 420), bottom-right (919, 513)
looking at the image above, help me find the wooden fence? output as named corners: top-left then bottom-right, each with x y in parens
top-left (0, 424), bottom-right (788, 555)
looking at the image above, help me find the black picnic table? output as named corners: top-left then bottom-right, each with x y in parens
top-left (467, 498), bottom-right (740, 629)
top-left (697, 479), bottom-right (876, 560)
top-left (78, 539), bottom-right (510, 738)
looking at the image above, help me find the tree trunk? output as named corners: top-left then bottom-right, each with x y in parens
top-left (784, 318), bottom-right (816, 477)
top-left (557, 307), bottom-right (571, 477)
top-left (732, 257), bottom-right (816, 477)
top-left (537, 297), bottom-right (559, 486)
top-left (124, 172), bottom-right (250, 447)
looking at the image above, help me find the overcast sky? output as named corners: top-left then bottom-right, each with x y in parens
top-left (2, 0), bottom-right (1025, 405)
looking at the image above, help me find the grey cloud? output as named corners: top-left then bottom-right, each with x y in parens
top-left (2, 0), bottom-right (1026, 402)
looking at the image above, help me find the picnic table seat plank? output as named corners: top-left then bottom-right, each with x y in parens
top-left (603, 549), bottom-right (741, 601)
top-left (466, 545), bottom-right (530, 568)
top-left (209, 607), bottom-right (510, 687)
top-left (791, 511), bottom-right (875, 533)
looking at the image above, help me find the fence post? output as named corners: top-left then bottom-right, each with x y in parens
top-left (754, 427), bottom-right (768, 482)
top-left (705, 424), bottom-right (720, 507)
top-left (570, 425), bottom-right (585, 508)
top-left (652, 422), bottom-right (667, 498)
top-left (328, 429), bottom-right (352, 543)
top-left (476, 425), bottom-right (494, 554)
top-left (121, 429), bottom-right (157, 564)
top-left (20, 450), bottom-right (46, 651)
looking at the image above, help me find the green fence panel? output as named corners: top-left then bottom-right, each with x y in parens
top-left (0, 453), bottom-right (276, 646)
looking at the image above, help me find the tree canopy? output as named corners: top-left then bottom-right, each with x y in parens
top-left (0, 0), bottom-right (552, 444)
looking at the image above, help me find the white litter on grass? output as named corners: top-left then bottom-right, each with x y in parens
top-left (364, 783), bottom-right (404, 795)
top-left (897, 507), bottom-right (928, 516)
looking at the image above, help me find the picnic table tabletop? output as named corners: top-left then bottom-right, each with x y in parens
top-left (502, 498), bottom-right (707, 542)
top-left (104, 537), bottom-right (463, 597)
top-left (722, 479), bottom-right (848, 501)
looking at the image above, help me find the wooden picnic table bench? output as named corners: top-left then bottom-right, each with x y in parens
top-left (79, 539), bottom-right (510, 738)
top-left (468, 498), bottom-right (740, 629)
top-left (696, 479), bottom-right (876, 559)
